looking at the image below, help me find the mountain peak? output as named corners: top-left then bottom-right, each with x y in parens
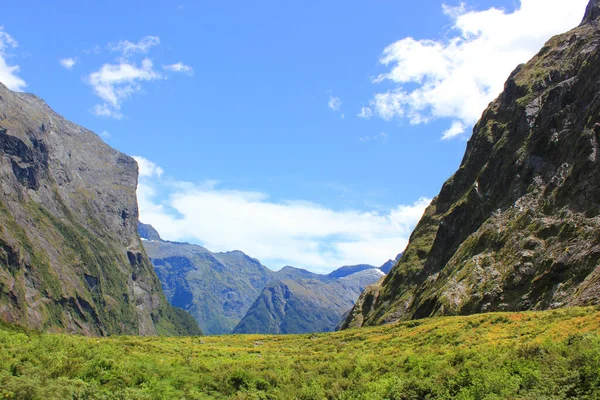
top-left (343, 8), bottom-right (600, 328)
top-left (327, 264), bottom-right (377, 279)
top-left (582, 0), bottom-right (600, 25)
top-left (138, 222), bottom-right (163, 241)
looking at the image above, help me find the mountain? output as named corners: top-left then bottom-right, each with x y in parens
top-left (327, 264), bottom-right (379, 278)
top-left (138, 222), bottom-right (162, 241)
top-left (141, 234), bottom-right (275, 335)
top-left (233, 268), bottom-right (384, 334)
top-left (378, 253), bottom-right (402, 274)
top-left (0, 83), bottom-right (200, 336)
top-left (343, 2), bottom-right (600, 329)
top-left (140, 223), bottom-right (387, 334)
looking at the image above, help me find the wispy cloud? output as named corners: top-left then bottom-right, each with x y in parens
top-left (442, 121), bottom-right (466, 141)
top-left (364, 0), bottom-right (588, 139)
top-left (163, 62), bottom-right (193, 75)
top-left (109, 36), bottom-right (160, 57)
top-left (84, 36), bottom-right (193, 118)
top-left (59, 57), bottom-right (77, 70)
top-left (88, 58), bottom-right (162, 118)
top-left (359, 132), bottom-right (388, 144)
top-left (357, 107), bottom-right (373, 119)
top-left (91, 103), bottom-right (123, 119)
top-left (135, 157), bottom-right (430, 273)
top-left (0, 26), bottom-right (26, 91)
top-left (83, 45), bottom-right (102, 55)
top-left (328, 95), bottom-right (342, 112)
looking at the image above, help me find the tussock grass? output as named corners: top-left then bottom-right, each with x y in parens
top-left (1, 307), bottom-right (600, 399)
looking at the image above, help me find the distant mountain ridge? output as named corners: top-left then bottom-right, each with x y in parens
top-left (233, 268), bottom-right (384, 334)
top-left (140, 223), bottom-right (389, 334)
top-left (379, 253), bottom-right (403, 274)
top-left (327, 264), bottom-right (379, 278)
top-left (140, 233), bottom-right (274, 335)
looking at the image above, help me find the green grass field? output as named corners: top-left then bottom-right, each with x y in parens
top-left (1, 307), bottom-right (600, 399)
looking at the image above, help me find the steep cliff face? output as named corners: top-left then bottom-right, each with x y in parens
top-left (344, 2), bottom-right (600, 328)
top-left (0, 83), bottom-right (200, 336)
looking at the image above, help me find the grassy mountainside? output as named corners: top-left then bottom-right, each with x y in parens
top-left (141, 224), bottom-right (383, 334)
top-left (0, 83), bottom-right (199, 336)
top-left (233, 269), bottom-right (384, 334)
top-left (344, 0), bottom-right (600, 328)
top-left (142, 237), bottom-right (275, 335)
top-left (1, 307), bottom-right (599, 399)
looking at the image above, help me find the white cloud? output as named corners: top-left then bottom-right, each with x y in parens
top-left (163, 62), bottom-right (193, 75)
top-left (359, 132), bottom-right (388, 144)
top-left (135, 157), bottom-right (430, 273)
top-left (442, 121), bottom-right (466, 140)
top-left (357, 107), bottom-right (373, 119)
top-left (0, 27), bottom-right (26, 91)
top-left (86, 36), bottom-right (192, 118)
top-left (88, 58), bottom-right (162, 118)
top-left (328, 95), bottom-right (342, 112)
top-left (367, 0), bottom-right (588, 139)
top-left (59, 57), bottom-right (77, 70)
top-left (133, 156), bottom-right (164, 178)
top-left (109, 36), bottom-right (160, 57)
top-left (91, 103), bottom-right (123, 119)
top-left (99, 130), bottom-right (111, 139)
top-left (84, 45), bottom-right (102, 55)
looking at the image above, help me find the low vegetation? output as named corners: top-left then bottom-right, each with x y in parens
top-left (1, 307), bottom-right (600, 399)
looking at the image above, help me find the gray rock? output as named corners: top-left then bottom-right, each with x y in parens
top-left (140, 222), bottom-right (384, 334)
top-left (344, 0), bottom-right (600, 329)
top-left (0, 83), bottom-right (200, 336)
top-left (233, 268), bottom-right (383, 334)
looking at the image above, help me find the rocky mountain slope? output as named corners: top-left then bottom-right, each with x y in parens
top-left (233, 268), bottom-right (383, 334)
top-left (343, 1), bottom-right (600, 329)
top-left (0, 83), bottom-right (200, 336)
top-left (379, 253), bottom-right (402, 274)
top-left (140, 223), bottom-right (386, 334)
top-left (140, 227), bottom-right (275, 335)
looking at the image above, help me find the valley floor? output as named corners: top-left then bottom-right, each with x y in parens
top-left (1, 307), bottom-right (600, 399)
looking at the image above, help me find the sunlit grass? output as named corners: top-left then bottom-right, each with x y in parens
top-left (1, 307), bottom-right (600, 399)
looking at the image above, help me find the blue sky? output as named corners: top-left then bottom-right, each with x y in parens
top-left (0, 0), bottom-right (589, 272)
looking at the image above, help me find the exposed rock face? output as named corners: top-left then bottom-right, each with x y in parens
top-left (233, 268), bottom-right (384, 334)
top-left (0, 83), bottom-right (200, 336)
top-left (141, 223), bottom-right (387, 334)
top-left (141, 233), bottom-right (275, 335)
top-left (344, 2), bottom-right (600, 328)
top-left (138, 222), bottom-right (162, 242)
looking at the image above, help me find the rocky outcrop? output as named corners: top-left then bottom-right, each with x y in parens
top-left (138, 222), bottom-right (162, 242)
top-left (344, 0), bottom-right (600, 328)
top-left (0, 83), bottom-right (200, 336)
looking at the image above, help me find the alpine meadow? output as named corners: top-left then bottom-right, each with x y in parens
top-left (1, 0), bottom-right (600, 399)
